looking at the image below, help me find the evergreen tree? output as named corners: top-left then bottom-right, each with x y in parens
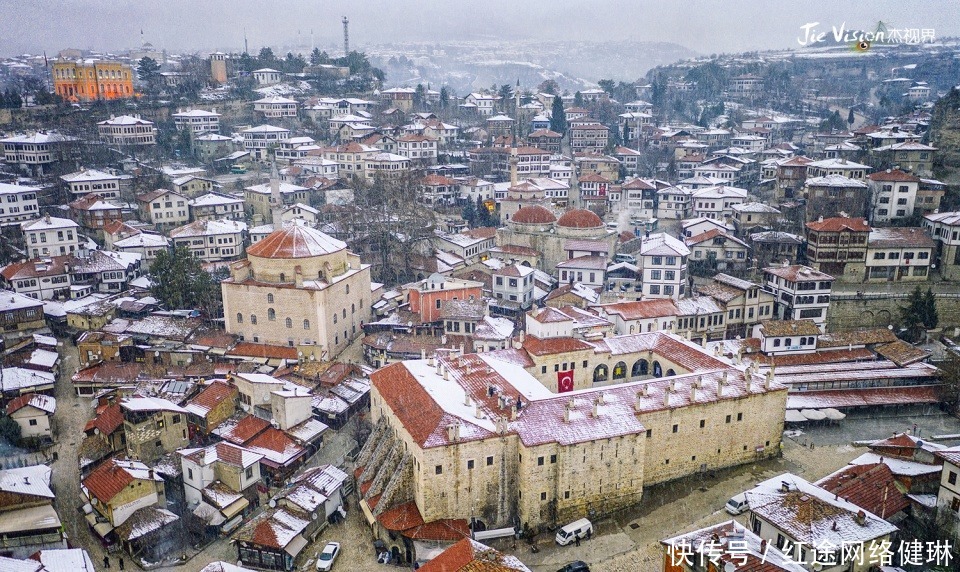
top-left (847, 108), bottom-right (855, 127)
top-left (900, 286), bottom-right (932, 342)
top-left (258, 47), bottom-right (277, 67)
top-left (475, 195), bottom-right (490, 226)
top-left (923, 288), bottom-right (939, 329)
top-left (150, 246), bottom-right (222, 317)
top-left (462, 198), bottom-right (476, 227)
top-left (597, 79), bottom-right (615, 96)
top-left (414, 84), bottom-right (426, 110)
top-left (439, 86), bottom-right (449, 108)
top-left (137, 57), bottom-right (162, 95)
top-left (573, 91), bottom-right (584, 107)
top-left (550, 96), bottom-right (567, 134)
top-left (310, 48), bottom-right (323, 65)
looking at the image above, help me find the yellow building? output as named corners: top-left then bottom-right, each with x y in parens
top-left (52, 59), bottom-right (134, 102)
top-left (222, 224), bottom-right (372, 360)
top-left (359, 329), bottom-right (787, 531)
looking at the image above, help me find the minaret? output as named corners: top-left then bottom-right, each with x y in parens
top-left (568, 156), bottom-right (581, 208)
top-left (269, 161), bottom-right (284, 228)
top-left (509, 135), bottom-right (519, 187)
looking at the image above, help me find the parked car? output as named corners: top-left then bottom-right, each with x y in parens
top-left (557, 561), bottom-right (590, 572)
top-left (725, 493), bottom-right (748, 515)
top-left (316, 542), bottom-right (341, 571)
top-left (555, 518), bottom-right (593, 546)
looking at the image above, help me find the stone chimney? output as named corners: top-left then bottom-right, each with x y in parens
top-left (764, 369), bottom-right (773, 390)
top-left (663, 386), bottom-right (671, 408)
top-left (690, 384), bottom-right (698, 402)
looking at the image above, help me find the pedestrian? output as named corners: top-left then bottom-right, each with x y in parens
top-left (118, 558), bottom-right (125, 571)
top-left (586, 528), bottom-right (592, 541)
top-left (575, 535), bottom-right (580, 547)
top-left (103, 555), bottom-right (110, 569)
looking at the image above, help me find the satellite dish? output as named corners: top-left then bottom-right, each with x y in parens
top-left (724, 564), bottom-right (736, 572)
top-left (93, 427), bottom-right (100, 435)
top-left (812, 563), bottom-right (823, 571)
top-left (263, 394), bottom-right (270, 402)
top-left (311, 512), bottom-right (318, 520)
top-left (269, 499), bottom-right (277, 508)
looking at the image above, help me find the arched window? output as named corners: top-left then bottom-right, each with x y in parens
top-left (653, 361), bottom-right (663, 377)
top-left (237, 313), bottom-right (243, 324)
top-left (612, 362), bottom-right (627, 380)
top-left (593, 364), bottom-right (609, 383)
top-left (285, 317), bottom-right (292, 328)
top-left (303, 319), bottom-right (310, 330)
top-left (345, 284), bottom-right (350, 295)
top-left (333, 314), bottom-right (338, 324)
top-left (279, 273), bottom-right (286, 283)
top-left (251, 314), bottom-right (257, 325)
top-left (632, 359), bottom-right (648, 377)
top-left (267, 294), bottom-right (274, 304)
top-left (666, 368), bottom-right (676, 376)
top-left (268, 308), bottom-right (276, 321)
top-left (342, 309), bottom-right (347, 318)
top-left (351, 303), bottom-right (355, 314)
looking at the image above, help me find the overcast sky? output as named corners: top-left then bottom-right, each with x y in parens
top-left (2, 0), bottom-right (956, 57)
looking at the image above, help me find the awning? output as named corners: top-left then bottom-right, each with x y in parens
top-left (220, 497), bottom-right (249, 520)
top-left (284, 534), bottom-right (309, 557)
top-left (359, 498), bottom-right (376, 526)
top-left (822, 408), bottom-right (846, 421)
top-left (267, 358), bottom-right (284, 367)
top-left (86, 512), bottom-right (115, 538)
top-left (785, 409), bottom-right (807, 423)
top-left (801, 409), bottom-right (827, 421)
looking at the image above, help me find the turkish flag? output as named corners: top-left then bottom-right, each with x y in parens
top-left (557, 370), bottom-right (574, 393)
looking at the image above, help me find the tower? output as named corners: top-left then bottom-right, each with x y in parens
top-left (269, 161), bottom-right (284, 228)
top-left (342, 16), bottom-right (350, 57)
top-left (568, 157), bottom-right (581, 209)
top-left (210, 52), bottom-right (227, 84)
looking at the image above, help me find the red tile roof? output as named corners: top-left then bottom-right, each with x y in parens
top-left (557, 209), bottom-right (603, 229)
top-left (816, 463), bottom-right (910, 519)
top-left (83, 402), bottom-right (124, 436)
top-left (521, 335), bottom-right (594, 356)
top-left (805, 217), bottom-right (870, 233)
top-left (600, 299), bottom-right (678, 321)
top-left (377, 501), bottom-right (424, 531)
top-left (218, 415), bottom-right (271, 445)
top-left (867, 169), bottom-right (920, 183)
top-left (511, 206), bottom-right (556, 224)
top-left (246, 224), bottom-right (346, 259)
top-left (83, 458), bottom-right (134, 502)
top-left (186, 381), bottom-right (237, 417)
top-left (228, 343), bottom-right (299, 360)
top-left (403, 518), bottom-right (471, 541)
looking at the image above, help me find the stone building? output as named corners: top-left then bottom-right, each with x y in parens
top-left (357, 329), bottom-right (786, 532)
top-left (222, 224), bottom-right (372, 361)
top-left (496, 208), bottom-right (616, 273)
top-left (120, 397), bottom-right (190, 463)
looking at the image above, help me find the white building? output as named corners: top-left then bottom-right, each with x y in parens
top-left (275, 136), bottom-right (317, 162)
top-left (169, 219), bottom-right (247, 262)
top-left (137, 188), bottom-right (190, 230)
top-left (0, 182), bottom-right (40, 226)
top-left (362, 152), bottom-right (410, 181)
top-left (867, 169), bottom-right (921, 224)
top-left (241, 125), bottom-right (291, 161)
top-left (21, 215), bottom-right (81, 258)
top-left (691, 185), bottom-right (748, 220)
top-left (112, 231), bottom-right (169, 263)
top-left (935, 447), bottom-right (960, 540)
top-left (5, 393), bottom-right (56, 440)
top-left (492, 263), bottom-right (535, 308)
top-left (253, 95), bottom-right (298, 118)
top-left (464, 92), bottom-right (501, 116)
top-left (396, 134), bottom-right (438, 164)
top-left (189, 192), bottom-right (245, 221)
top-left (0, 131), bottom-right (78, 176)
top-left (97, 115), bottom-right (156, 146)
top-left (762, 264), bottom-right (834, 330)
top-left (61, 168), bottom-right (122, 200)
top-left (179, 442), bottom-right (263, 511)
top-left (743, 473), bottom-right (897, 571)
top-left (252, 68), bottom-right (282, 85)
top-left (638, 233), bottom-right (690, 300)
top-left (172, 108), bottom-right (221, 135)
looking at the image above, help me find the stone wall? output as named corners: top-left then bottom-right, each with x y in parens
top-left (827, 292), bottom-right (960, 331)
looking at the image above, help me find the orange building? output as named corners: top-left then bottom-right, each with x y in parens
top-left (52, 59), bottom-right (134, 102)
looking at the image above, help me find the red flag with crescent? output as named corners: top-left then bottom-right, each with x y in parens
top-left (557, 370), bottom-right (574, 393)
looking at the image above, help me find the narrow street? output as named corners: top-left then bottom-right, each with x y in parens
top-left (48, 340), bottom-right (106, 561)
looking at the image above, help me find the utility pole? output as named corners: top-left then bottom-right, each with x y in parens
top-left (342, 17), bottom-right (350, 57)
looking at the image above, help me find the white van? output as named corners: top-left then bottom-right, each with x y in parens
top-left (725, 493), bottom-right (748, 515)
top-left (555, 518), bottom-right (593, 546)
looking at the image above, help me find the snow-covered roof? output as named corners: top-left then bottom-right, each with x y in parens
top-left (744, 472), bottom-right (898, 546)
top-left (169, 218), bottom-right (247, 238)
top-left (21, 216), bottom-right (80, 231)
top-left (0, 289), bottom-right (44, 312)
top-left (120, 396), bottom-right (188, 414)
top-left (639, 233), bottom-right (690, 257)
top-left (0, 465), bottom-right (54, 498)
top-left (0, 367), bottom-right (55, 392)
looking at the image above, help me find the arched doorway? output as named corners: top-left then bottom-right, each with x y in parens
top-left (632, 359), bottom-right (649, 377)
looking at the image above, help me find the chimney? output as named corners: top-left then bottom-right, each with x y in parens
top-left (475, 403), bottom-right (483, 419)
top-left (744, 369), bottom-right (752, 392)
top-left (855, 510), bottom-right (866, 526)
top-left (443, 366), bottom-right (449, 381)
top-left (596, 391), bottom-right (605, 405)
top-left (780, 480), bottom-right (790, 492)
top-left (690, 384), bottom-right (698, 402)
top-left (464, 393), bottom-right (472, 407)
top-left (447, 423), bottom-right (460, 442)
top-left (764, 369), bottom-right (773, 390)
top-left (421, 349), bottom-right (426, 360)
top-left (663, 386), bottom-right (671, 408)
top-left (592, 401), bottom-right (599, 418)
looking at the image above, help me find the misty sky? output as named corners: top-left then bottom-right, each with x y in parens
top-left (2, 0), bottom-right (957, 58)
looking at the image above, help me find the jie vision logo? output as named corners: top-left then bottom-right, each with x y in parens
top-left (798, 21), bottom-right (935, 52)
